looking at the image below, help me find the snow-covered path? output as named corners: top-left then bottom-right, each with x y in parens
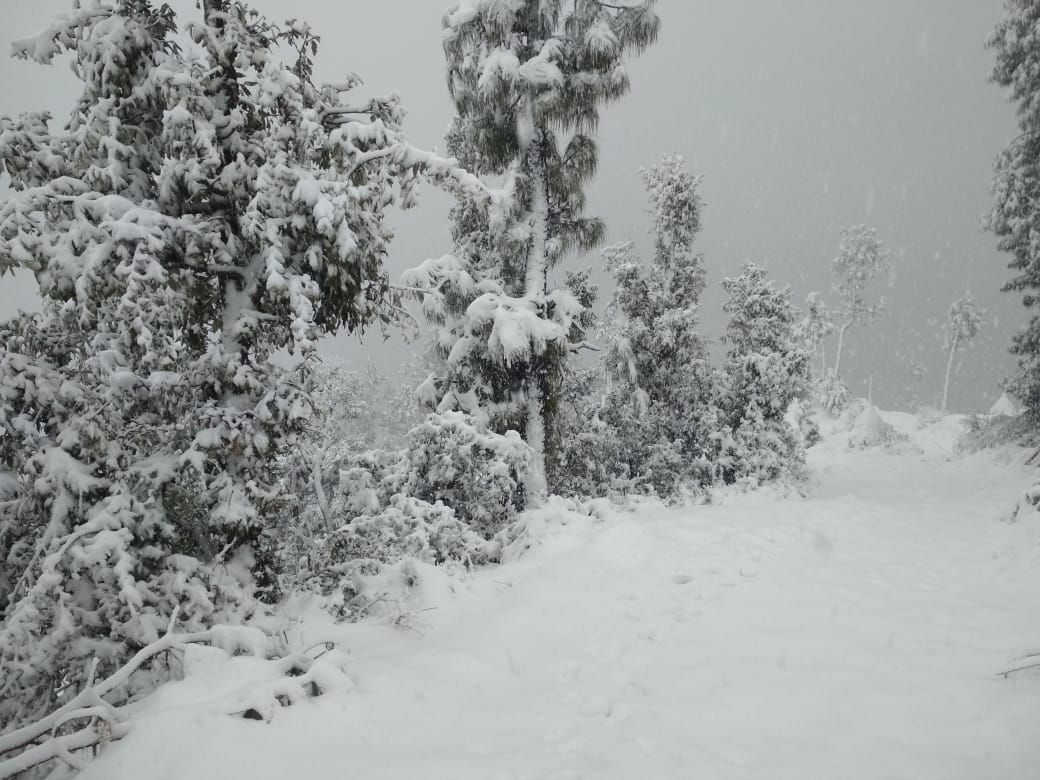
top-left (83, 413), bottom-right (1040, 780)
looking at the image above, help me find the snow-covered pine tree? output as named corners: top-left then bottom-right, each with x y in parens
top-left (597, 155), bottom-right (719, 496)
top-left (831, 225), bottom-right (891, 378)
top-left (941, 292), bottom-right (984, 412)
top-left (419, 0), bottom-right (660, 496)
top-left (987, 0), bottom-right (1040, 418)
top-left (0, 0), bottom-right (479, 730)
top-left (718, 264), bottom-right (811, 485)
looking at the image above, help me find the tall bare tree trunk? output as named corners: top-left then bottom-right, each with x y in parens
top-left (941, 333), bottom-right (959, 412)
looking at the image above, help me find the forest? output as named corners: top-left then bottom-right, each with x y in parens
top-left (0, 1), bottom-right (1039, 778)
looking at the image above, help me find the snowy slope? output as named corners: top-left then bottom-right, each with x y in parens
top-left (78, 411), bottom-right (1040, 780)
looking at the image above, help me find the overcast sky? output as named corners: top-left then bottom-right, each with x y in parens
top-left (0, 0), bottom-right (1023, 412)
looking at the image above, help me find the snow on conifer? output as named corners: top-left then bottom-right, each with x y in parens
top-left (987, 0), bottom-right (1040, 418)
top-left (591, 155), bottom-right (719, 497)
top-left (718, 263), bottom-right (811, 485)
top-left (413, 0), bottom-right (660, 496)
top-left (0, 0), bottom-right (480, 733)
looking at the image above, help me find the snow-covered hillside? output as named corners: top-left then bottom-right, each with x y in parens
top-left (69, 411), bottom-right (1040, 780)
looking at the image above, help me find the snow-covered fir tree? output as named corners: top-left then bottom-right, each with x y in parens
top-left (718, 264), bottom-right (811, 485)
top-left (830, 225), bottom-right (891, 377)
top-left (594, 155), bottom-right (719, 497)
top-left (0, 0), bottom-right (479, 730)
top-left (409, 0), bottom-right (660, 496)
top-left (987, 0), bottom-right (1040, 418)
top-left (941, 292), bottom-right (984, 412)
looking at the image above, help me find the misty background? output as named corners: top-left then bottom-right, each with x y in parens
top-left (0, 0), bottom-right (1022, 412)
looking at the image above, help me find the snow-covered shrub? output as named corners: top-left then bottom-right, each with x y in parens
top-left (815, 370), bottom-right (852, 415)
top-left (403, 412), bottom-right (531, 539)
top-left (715, 403), bottom-right (805, 488)
top-left (304, 449), bottom-right (483, 621)
top-left (554, 366), bottom-right (631, 498)
top-left (276, 360), bottom-right (432, 582)
top-left (786, 399), bottom-right (821, 449)
top-left (315, 497), bottom-right (475, 573)
top-left (718, 264), bottom-right (811, 486)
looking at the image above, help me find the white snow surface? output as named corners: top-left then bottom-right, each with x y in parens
top-left (79, 410), bottom-right (1040, 780)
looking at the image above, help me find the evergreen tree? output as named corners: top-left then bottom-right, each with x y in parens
top-left (718, 264), bottom-right (810, 485)
top-left (417, 0), bottom-right (660, 495)
top-left (0, 0), bottom-right (476, 729)
top-left (987, 0), bottom-right (1040, 416)
top-left (941, 292), bottom-right (984, 412)
top-left (597, 155), bottom-right (719, 496)
top-left (831, 225), bottom-right (890, 378)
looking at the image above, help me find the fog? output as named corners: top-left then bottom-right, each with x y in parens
top-left (0, 0), bottom-right (1021, 412)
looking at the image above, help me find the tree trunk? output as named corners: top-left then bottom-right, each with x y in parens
top-left (941, 334), bottom-right (959, 412)
top-left (518, 101), bottom-right (548, 501)
top-left (311, 453), bottom-right (332, 533)
top-left (833, 320), bottom-right (852, 377)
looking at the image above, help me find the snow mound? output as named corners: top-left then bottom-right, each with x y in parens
top-left (847, 402), bottom-right (908, 450)
top-left (989, 390), bottom-right (1024, 417)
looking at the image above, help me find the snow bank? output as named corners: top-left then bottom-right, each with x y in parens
top-left (73, 415), bottom-right (1040, 780)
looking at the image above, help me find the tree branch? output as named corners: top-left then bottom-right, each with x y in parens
top-left (0, 610), bottom-right (275, 779)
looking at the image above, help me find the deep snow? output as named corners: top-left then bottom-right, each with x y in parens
top-left (77, 410), bottom-right (1040, 780)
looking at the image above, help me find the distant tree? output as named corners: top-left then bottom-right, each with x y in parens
top-left (410, 0), bottom-right (660, 496)
top-left (831, 225), bottom-right (891, 377)
top-left (794, 292), bottom-right (834, 377)
top-left (718, 264), bottom-right (811, 485)
top-left (900, 353), bottom-right (928, 408)
top-left (987, 0), bottom-right (1040, 417)
top-left (941, 292), bottom-right (984, 412)
top-left (596, 155), bottom-right (719, 497)
top-left (0, 0), bottom-right (477, 732)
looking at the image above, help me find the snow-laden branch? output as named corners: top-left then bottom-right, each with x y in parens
top-left (0, 610), bottom-right (276, 779)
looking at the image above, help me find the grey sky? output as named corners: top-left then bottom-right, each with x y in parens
top-left (0, 0), bottom-right (1022, 412)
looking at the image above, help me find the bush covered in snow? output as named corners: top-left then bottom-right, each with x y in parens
top-left (815, 370), bottom-right (852, 415)
top-left (302, 411), bottom-right (530, 617)
top-left (402, 412), bottom-right (531, 539)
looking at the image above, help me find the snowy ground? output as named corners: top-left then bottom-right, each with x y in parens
top-left (80, 410), bottom-right (1040, 780)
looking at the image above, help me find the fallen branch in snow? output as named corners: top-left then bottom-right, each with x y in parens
top-left (997, 661), bottom-right (1040, 679)
top-left (997, 651), bottom-right (1040, 679)
top-left (0, 610), bottom-right (279, 780)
